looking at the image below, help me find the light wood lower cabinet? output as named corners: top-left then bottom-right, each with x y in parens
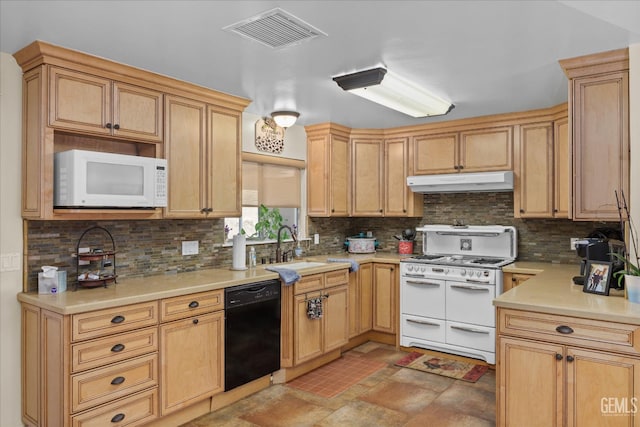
top-left (292, 271), bottom-right (349, 365)
top-left (372, 263), bottom-right (398, 334)
top-left (348, 263), bottom-right (373, 338)
top-left (497, 308), bottom-right (640, 426)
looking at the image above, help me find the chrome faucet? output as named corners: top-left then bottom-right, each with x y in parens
top-left (275, 225), bottom-right (297, 263)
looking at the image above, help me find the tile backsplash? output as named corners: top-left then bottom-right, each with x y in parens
top-left (26, 192), bottom-right (616, 291)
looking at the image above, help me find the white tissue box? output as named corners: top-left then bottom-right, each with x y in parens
top-left (38, 271), bottom-right (67, 294)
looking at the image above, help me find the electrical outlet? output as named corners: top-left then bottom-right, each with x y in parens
top-left (314, 233), bottom-right (320, 245)
top-left (182, 240), bottom-right (199, 256)
top-left (570, 238), bottom-right (580, 250)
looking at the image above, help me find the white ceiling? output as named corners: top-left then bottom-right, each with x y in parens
top-left (1, 1), bottom-right (639, 129)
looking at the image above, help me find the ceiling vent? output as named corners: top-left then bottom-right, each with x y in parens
top-left (224, 8), bottom-right (327, 49)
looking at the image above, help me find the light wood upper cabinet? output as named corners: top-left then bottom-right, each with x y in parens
top-left (385, 137), bottom-right (422, 217)
top-left (164, 97), bottom-right (241, 218)
top-left (306, 123), bottom-right (350, 217)
top-left (554, 118), bottom-right (570, 218)
top-left (560, 48), bottom-right (629, 221)
top-left (351, 136), bottom-right (384, 216)
top-left (49, 67), bottom-right (162, 142)
top-left (412, 127), bottom-right (512, 174)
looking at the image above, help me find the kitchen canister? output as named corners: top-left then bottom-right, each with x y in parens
top-left (398, 240), bottom-right (414, 255)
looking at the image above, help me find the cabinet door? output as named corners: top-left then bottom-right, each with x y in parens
top-left (49, 67), bottom-right (111, 135)
top-left (112, 82), bottom-right (162, 142)
top-left (460, 126), bottom-right (513, 172)
top-left (554, 118), bottom-right (570, 218)
top-left (294, 291), bottom-right (323, 365)
top-left (323, 285), bottom-right (349, 352)
top-left (515, 123), bottom-right (554, 218)
top-left (330, 134), bottom-right (350, 216)
top-left (207, 106), bottom-right (242, 216)
top-left (412, 133), bottom-right (458, 174)
top-left (572, 72), bottom-right (629, 221)
top-left (348, 270), bottom-right (360, 338)
top-left (358, 263), bottom-right (373, 335)
top-left (159, 311), bottom-right (224, 415)
top-left (351, 138), bottom-right (384, 216)
top-left (164, 95), bottom-right (207, 218)
top-left (307, 134), bottom-right (330, 216)
top-left (566, 347), bottom-right (640, 427)
top-left (385, 137), bottom-right (419, 217)
top-left (372, 263), bottom-right (397, 334)
top-left (498, 337), bottom-right (563, 427)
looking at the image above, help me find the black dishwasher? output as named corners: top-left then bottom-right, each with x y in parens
top-left (224, 279), bottom-right (281, 391)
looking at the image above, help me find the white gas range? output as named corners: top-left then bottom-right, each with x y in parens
top-left (399, 225), bottom-right (517, 364)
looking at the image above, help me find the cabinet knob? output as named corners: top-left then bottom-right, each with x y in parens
top-left (554, 209), bottom-right (558, 213)
top-left (555, 353), bottom-right (563, 361)
top-left (520, 209), bottom-right (525, 213)
top-left (566, 355), bottom-right (575, 363)
top-left (379, 209), bottom-right (383, 213)
top-left (458, 165), bottom-right (464, 170)
top-left (110, 343), bottom-right (125, 353)
top-left (113, 124), bottom-right (120, 130)
top-left (110, 376), bottom-right (125, 385)
top-left (555, 325), bottom-right (574, 334)
top-left (111, 413), bottom-right (126, 423)
top-left (193, 318), bottom-right (199, 325)
top-left (111, 315), bottom-right (125, 324)
top-left (105, 123), bottom-right (112, 129)
top-left (454, 165), bottom-right (460, 170)
top-left (188, 301), bottom-right (199, 309)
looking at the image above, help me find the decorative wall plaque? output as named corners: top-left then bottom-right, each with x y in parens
top-left (255, 118), bottom-right (285, 154)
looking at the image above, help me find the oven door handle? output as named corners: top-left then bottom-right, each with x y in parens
top-left (406, 318), bottom-right (440, 327)
top-left (450, 325), bottom-right (490, 334)
top-left (406, 280), bottom-right (440, 287)
top-left (450, 284), bottom-right (490, 291)
top-left (465, 278), bottom-right (492, 285)
top-left (404, 273), bottom-right (427, 278)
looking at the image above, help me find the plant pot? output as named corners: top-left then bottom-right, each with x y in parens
top-left (625, 275), bottom-right (640, 303)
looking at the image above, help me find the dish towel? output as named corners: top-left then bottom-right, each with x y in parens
top-left (307, 296), bottom-right (323, 320)
top-left (327, 258), bottom-right (360, 272)
top-left (265, 267), bottom-right (301, 286)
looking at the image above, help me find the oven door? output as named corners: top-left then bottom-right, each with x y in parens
top-left (445, 281), bottom-right (495, 327)
top-left (401, 276), bottom-right (445, 319)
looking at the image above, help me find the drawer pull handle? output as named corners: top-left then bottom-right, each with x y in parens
top-left (451, 325), bottom-right (490, 334)
top-left (110, 344), bottom-right (125, 353)
top-left (451, 284), bottom-right (489, 292)
top-left (111, 413), bottom-right (126, 423)
top-left (111, 315), bottom-right (125, 324)
top-left (407, 318), bottom-right (440, 327)
top-left (407, 280), bottom-right (440, 287)
top-left (566, 355), bottom-right (575, 362)
top-left (555, 353), bottom-right (563, 361)
top-left (188, 301), bottom-right (199, 309)
top-left (111, 376), bottom-right (125, 385)
top-left (555, 325), bottom-right (574, 334)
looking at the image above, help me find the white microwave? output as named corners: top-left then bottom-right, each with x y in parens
top-left (54, 150), bottom-right (167, 208)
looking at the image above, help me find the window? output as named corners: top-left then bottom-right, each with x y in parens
top-left (225, 159), bottom-right (303, 242)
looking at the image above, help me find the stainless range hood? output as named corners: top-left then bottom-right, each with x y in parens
top-left (407, 171), bottom-right (514, 193)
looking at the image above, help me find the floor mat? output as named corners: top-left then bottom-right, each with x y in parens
top-left (394, 352), bottom-right (488, 383)
top-left (287, 354), bottom-right (386, 398)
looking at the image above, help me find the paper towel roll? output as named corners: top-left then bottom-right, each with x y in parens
top-left (231, 234), bottom-right (247, 270)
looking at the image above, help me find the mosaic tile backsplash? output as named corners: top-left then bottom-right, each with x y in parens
top-left (26, 192), bottom-right (616, 291)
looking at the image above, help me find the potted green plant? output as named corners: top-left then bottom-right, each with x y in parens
top-left (254, 204), bottom-right (286, 240)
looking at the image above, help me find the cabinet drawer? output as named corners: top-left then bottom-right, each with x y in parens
top-left (295, 274), bottom-right (324, 294)
top-left (498, 308), bottom-right (640, 356)
top-left (325, 269), bottom-right (349, 287)
top-left (72, 354), bottom-right (158, 413)
top-left (72, 302), bottom-right (158, 341)
top-left (160, 289), bottom-right (223, 322)
top-left (72, 327), bottom-right (158, 373)
top-left (71, 388), bottom-right (158, 427)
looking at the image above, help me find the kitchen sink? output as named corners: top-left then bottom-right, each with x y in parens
top-left (279, 261), bottom-right (327, 271)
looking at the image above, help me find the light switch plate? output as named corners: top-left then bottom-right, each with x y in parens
top-left (182, 241), bottom-right (199, 256)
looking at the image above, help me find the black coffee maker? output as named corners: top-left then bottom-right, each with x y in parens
top-left (572, 228), bottom-right (626, 289)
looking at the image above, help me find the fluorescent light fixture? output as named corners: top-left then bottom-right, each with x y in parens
top-left (271, 111), bottom-right (300, 128)
top-left (332, 67), bottom-right (454, 117)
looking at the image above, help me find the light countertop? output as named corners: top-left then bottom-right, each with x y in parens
top-left (17, 252), bottom-right (404, 315)
top-left (495, 262), bottom-right (640, 325)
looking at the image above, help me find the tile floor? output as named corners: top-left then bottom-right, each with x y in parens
top-left (181, 342), bottom-right (496, 427)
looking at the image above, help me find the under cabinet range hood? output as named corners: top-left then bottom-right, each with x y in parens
top-left (407, 171), bottom-right (514, 193)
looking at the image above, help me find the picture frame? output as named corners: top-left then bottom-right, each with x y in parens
top-left (583, 261), bottom-right (613, 296)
